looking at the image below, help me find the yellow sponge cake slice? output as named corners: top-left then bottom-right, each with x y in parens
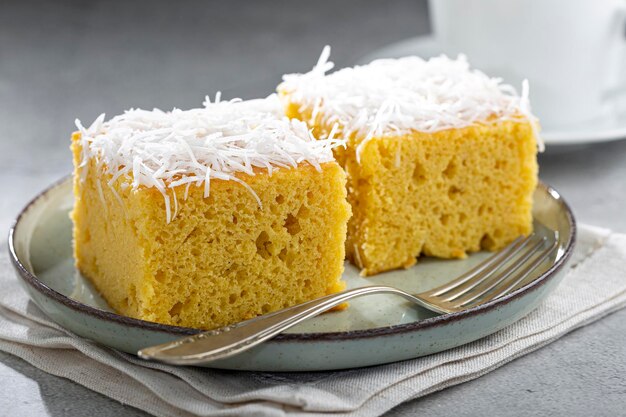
top-left (71, 95), bottom-right (351, 329)
top-left (279, 49), bottom-right (539, 276)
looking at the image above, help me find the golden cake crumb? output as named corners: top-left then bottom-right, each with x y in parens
top-left (71, 97), bottom-right (350, 329)
top-left (279, 50), bottom-right (538, 276)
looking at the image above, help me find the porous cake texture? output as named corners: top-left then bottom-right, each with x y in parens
top-left (279, 48), bottom-right (540, 276)
top-left (71, 95), bottom-right (351, 330)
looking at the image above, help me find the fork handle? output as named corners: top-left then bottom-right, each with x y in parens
top-left (138, 285), bottom-right (418, 365)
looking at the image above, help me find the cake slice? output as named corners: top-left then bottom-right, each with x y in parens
top-left (278, 48), bottom-right (540, 276)
top-left (71, 95), bottom-right (351, 330)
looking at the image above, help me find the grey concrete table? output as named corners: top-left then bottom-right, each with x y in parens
top-left (1, 1), bottom-right (625, 416)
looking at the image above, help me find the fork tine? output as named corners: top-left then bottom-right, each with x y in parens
top-left (427, 234), bottom-right (533, 297)
top-left (452, 236), bottom-right (549, 307)
top-left (460, 239), bottom-right (559, 309)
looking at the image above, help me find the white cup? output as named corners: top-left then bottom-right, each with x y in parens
top-left (429, 0), bottom-right (626, 129)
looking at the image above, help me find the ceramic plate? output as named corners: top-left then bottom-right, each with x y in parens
top-left (9, 178), bottom-right (575, 371)
top-left (359, 35), bottom-right (626, 150)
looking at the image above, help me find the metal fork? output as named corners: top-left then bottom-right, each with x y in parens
top-left (138, 232), bottom-right (558, 365)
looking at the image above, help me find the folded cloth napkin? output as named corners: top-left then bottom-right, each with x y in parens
top-left (1, 224), bottom-right (625, 417)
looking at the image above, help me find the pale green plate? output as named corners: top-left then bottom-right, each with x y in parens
top-left (8, 178), bottom-right (575, 371)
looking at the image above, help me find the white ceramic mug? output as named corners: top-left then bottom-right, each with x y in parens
top-left (429, 0), bottom-right (626, 128)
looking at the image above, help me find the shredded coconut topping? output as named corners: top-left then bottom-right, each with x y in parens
top-left (75, 94), bottom-right (344, 223)
top-left (280, 46), bottom-right (542, 161)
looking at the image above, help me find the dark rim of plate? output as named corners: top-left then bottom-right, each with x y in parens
top-left (8, 176), bottom-right (576, 342)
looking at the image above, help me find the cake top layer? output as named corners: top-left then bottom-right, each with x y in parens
top-left (75, 94), bottom-right (343, 222)
top-left (279, 47), bottom-right (541, 159)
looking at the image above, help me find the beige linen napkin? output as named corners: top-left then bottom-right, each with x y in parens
top-left (1, 223), bottom-right (625, 417)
